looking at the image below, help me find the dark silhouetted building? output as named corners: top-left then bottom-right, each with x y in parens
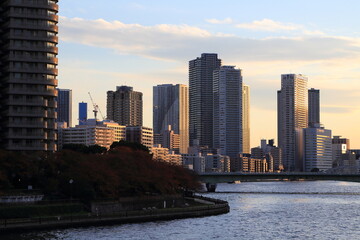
top-left (189, 53), bottom-right (221, 147)
top-left (308, 88), bottom-right (320, 126)
top-left (79, 102), bottom-right (87, 125)
top-left (56, 89), bottom-right (72, 127)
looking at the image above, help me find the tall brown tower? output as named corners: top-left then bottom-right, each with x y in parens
top-left (107, 86), bottom-right (143, 126)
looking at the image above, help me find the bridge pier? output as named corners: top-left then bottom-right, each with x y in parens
top-left (205, 183), bottom-right (217, 192)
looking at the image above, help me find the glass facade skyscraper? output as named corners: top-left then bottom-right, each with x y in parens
top-left (153, 84), bottom-right (189, 154)
top-left (189, 53), bottom-right (221, 147)
top-left (278, 74), bottom-right (308, 171)
top-left (213, 66), bottom-right (243, 158)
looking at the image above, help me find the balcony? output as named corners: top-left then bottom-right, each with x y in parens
top-left (7, 53), bottom-right (58, 64)
top-left (46, 122), bottom-right (57, 129)
top-left (7, 32), bottom-right (58, 43)
top-left (46, 100), bottom-right (56, 108)
top-left (7, 132), bottom-right (46, 140)
top-left (46, 132), bottom-right (56, 140)
top-left (6, 76), bottom-right (58, 86)
top-left (6, 121), bottom-right (47, 128)
top-left (8, 11), bottom-right (59, 22)
top-left (3, 21), bottom-right (58, 32)
top-left (6, 109), bottom-right (48, 118)
top-left (6, 66), bottom-right (58, 75)
top-left (7, 85), bottom-right (57, 96)
top-left (7, 98), bottom-right (47, 106)
top-left (5, 0), bottom-right (59, 12)
top-left (7, 43), bottom-right (58, 54)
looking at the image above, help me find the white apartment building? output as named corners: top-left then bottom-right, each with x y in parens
top-left (152, 144), bottom-right (182, 165)
top-left (60, 126), bottom-right (114, 149)
top-left (303, 124), bottom-right (332, 172)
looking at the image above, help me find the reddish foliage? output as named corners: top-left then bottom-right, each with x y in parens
top-left (0, 147), bottom-right (200, 201)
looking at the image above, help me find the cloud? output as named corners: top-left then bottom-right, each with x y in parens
top-left (59, 17), bottom-right (360, 63)
top-left (236, 18), bottom-right (302, 32)
top-left (206, 17), bottom-right (233, 24)
top-left (322, 105), bottom-right (357, 114)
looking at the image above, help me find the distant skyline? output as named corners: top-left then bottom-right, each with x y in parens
top-left (58, 0), bottom-right (360, 148)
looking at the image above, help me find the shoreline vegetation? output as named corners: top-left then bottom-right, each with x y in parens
top-left (0, 141), bottom-right (200, 201)
top-left (0, 195), bottom-right (229, 234)
top-left (0, 142), bottom-right (229, 233)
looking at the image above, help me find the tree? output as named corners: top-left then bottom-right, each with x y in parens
top-left (110, 140), bottom-right (149, 152)
top-left (62, 144), bottom-right (107, 154)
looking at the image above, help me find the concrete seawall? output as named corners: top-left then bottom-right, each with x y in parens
top-left (0, 196), bottom-right (229, 234)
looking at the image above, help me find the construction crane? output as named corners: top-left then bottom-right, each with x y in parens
top-left (88, 92), bottom-right (105, 121)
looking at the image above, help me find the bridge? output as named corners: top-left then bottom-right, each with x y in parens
top-left (198, 172), bottom-right (360, 191)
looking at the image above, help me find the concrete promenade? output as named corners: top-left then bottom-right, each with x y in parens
top-left (0, 196), bottom-right (229, 234)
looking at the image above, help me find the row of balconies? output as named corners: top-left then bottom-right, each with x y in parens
top-left (6, 32), bottom-right (58, 43)
top-left (7, 43), bottom-right (58, 54)
top-left (6, 109), bottom-right (56, 118)
top-left (6, 54), bottom-right (58, 64)
top-left (7, 121), bottom-right (56, 129)
top-left (6, 65), bottom-right (58, 75)
top-left (7, 85), bottom-right (57, 96)
top-left (7, 98), bottom-right (56, 107)
top-left (7, 130), bottom-right (56, 139)
top-left (1, 21), bottom-right (58, 32)
top-left (3, 0), bottom-right (58, 12)
top-left (5, 76), bottom-right (57, 86)
top-left (6, 10), bottom-right (58, 22)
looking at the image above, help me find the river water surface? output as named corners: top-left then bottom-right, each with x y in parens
top-left (3, 181), bottom-right (360, 240)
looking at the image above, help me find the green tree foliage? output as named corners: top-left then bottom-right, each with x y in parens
top-left (0, 147), bottom-right (200, 202)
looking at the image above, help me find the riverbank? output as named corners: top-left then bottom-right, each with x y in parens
top-left (0, 195), bottom-right (229, 234)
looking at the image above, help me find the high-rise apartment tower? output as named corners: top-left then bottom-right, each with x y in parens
top-left (189, 53), bottom-right (221, 147)
top-left (308, 88), bottom-right (320, 126)
top-left (278, 74), bottom-right (308, 171)
top-left (213, 66), bottom-right (243, 158)
top-left (0, 0), bottom-right (59, 151)
top-left (107, 86), bottom-right (143, 126)
top-left (153, 84), bottom-right (189, 154)
top-left (242, 84), bottom-right (250, 154)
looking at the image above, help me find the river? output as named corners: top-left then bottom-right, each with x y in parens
top-left (3, 181), bottom-right (360, 239)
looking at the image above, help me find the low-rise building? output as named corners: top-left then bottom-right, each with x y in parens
top-left (59, 125), bottom-right (114, 149)
top-left (152, 144), bottom-right (182, 165)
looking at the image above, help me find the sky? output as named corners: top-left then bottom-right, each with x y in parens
top-left (57, 0), bottom-right (360, 149)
